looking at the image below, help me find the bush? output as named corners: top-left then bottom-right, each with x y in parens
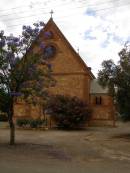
top-left (45, 95), bottom-right (91, 129)
top-left (16, 118), bottom-right (46, 128)
top-left (16, 119), bottom-right (30, 127)
top-left (29, 119), bottom-right (45, 128)
top-left (0, 113), bottom-right (8, 122)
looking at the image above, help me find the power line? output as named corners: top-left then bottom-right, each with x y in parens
top-left (1, 0), bottom-right (130, 31)
top-left (0, 0), bottom-right (86, 14)
top-left (12, 3), bottom-right (130, 22)
top-left (0, 0), bottom-right (123, 18)
top-left (0, 0), bottom-right (88, 22)
top-left (2, 11), bottom-right (49, 22)
top-left (1, 0), bottom-right (129, 24)
top-left (0, 0), bottom-right (50, 13)
top-left (56, 2), bottom-right (130, 21)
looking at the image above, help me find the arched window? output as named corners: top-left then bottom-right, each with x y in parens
top-left (43, 45), bottom-right (56, 59)
top-left (95, 96), bottom-right (102, 105)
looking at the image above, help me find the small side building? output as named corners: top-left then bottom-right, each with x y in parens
top-left (89, 79), bottom-right (116, 126)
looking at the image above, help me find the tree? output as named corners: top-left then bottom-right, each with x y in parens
top-left (0, 87), bottom-right (10, 113)
top-left (98, 44), bottom-right (130, 120)
top-left (0, 22), bottom-right (54, 144)
top-left (45, 95), bottom-right (91, 129)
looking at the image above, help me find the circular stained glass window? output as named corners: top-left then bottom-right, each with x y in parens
top-left (43, 45), bottom-right (56, 59)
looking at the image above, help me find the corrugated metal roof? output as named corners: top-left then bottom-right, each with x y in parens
top-left (90, 79), bottom-right (108, 94)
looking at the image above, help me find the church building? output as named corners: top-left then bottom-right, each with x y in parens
top-left (14, 18), bottom-right (115, 127)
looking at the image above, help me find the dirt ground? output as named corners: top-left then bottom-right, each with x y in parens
top-left (1, 122), bottom-right (130, 173)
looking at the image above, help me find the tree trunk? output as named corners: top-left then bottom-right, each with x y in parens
top-left (9, 120), bottom-right (15, 145)
top-left (8, 98), bottom-right (15, 145)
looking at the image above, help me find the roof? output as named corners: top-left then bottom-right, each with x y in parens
top-left (90, 79), bottom-right (108, 94)
top-left (29, 18), bottom-right (95, 79)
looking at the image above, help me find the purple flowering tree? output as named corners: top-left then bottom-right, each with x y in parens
top-left (0, 21), bottom-right (54, 145)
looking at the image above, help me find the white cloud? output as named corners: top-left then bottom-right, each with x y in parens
top-left (0, 0), bottom-right (130, 76)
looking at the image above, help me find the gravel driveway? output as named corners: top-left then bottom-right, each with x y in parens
top-left (0, 122), bottom-right (130, 173)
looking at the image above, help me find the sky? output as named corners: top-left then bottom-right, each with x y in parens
top-left (0, 0), bottom-right (130, 76)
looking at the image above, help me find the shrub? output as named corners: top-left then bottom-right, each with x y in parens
top-left (0, 113), bottom-right (8, 122)
top-left (29, 119), bottom-right (38, 128)
top-left (29, 119), bottom-right (45, 128)
top-left (45, 95), bottom-right (91, 129)
top-left (16, 118), bottom-right (46, 128)
top-left (16, 119), bottom-right (30, 127)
